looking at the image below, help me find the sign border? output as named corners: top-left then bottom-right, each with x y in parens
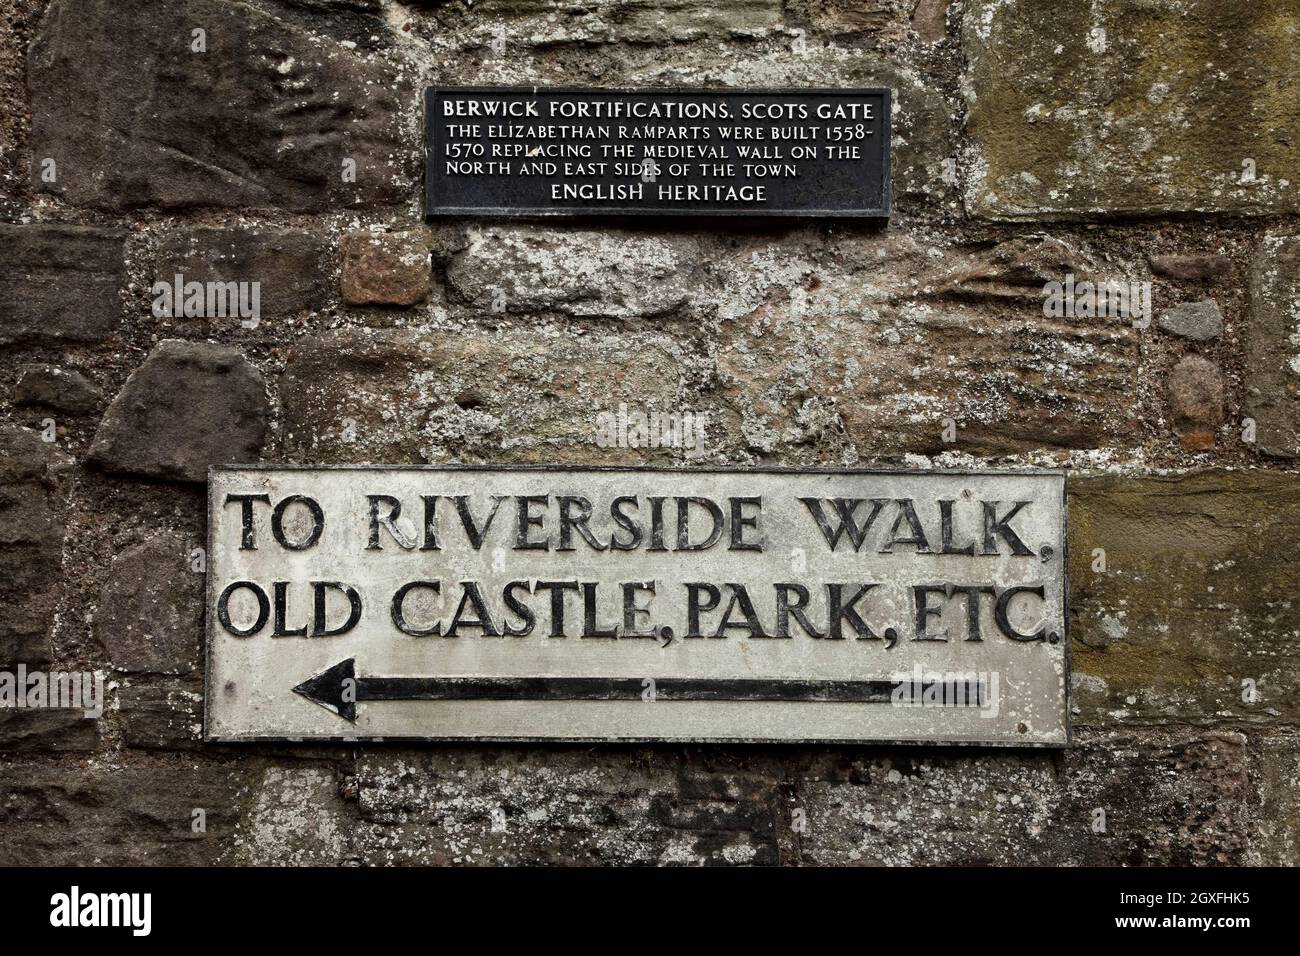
top-left (423, 85), bottom-right (893, 219)
top-left (204, 464), bottom-right (1068, 747)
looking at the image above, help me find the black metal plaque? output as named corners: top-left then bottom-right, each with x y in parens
top-left (424, 87), bottom-right (891, 218)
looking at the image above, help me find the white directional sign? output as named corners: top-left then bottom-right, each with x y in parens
top-left (205, 466), bottom-right (1068, 745)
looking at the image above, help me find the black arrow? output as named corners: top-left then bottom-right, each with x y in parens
top-left (292, 658), bottom-right (984, 723)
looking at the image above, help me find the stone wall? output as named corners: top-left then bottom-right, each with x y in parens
top-left (2, 0), bottom-right (1298, 865)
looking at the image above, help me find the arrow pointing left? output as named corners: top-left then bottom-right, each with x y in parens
top-left (290, 658), bottom-right (975, 725)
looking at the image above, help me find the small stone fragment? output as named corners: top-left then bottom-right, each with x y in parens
top-left (1157, 300), bottom-right (1224, 342)
top-left (912, 0), bottom-right (951, 42)
top-left (1167, 355), bottom-right (1225, 450)
top-left (340, 229), bottom-right (432, 306)
top-left (13, 366), bottom-right (103, 415)
top-left (1149, 253), bottom-right (1232, 282)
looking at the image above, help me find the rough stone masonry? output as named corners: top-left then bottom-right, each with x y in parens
top-left (1, 0), bottom-right (1298, 866)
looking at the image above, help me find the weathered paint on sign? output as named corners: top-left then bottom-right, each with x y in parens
top-left (205, 467), bottom-right (1068, 745)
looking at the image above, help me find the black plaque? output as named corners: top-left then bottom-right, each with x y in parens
top-left (425, 87), bottom-right (891, 218)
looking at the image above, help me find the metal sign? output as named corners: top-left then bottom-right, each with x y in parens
top-left (205, 467), bottom-right (1067, 745)
top-left (424, 87), bottom-right (891, 218)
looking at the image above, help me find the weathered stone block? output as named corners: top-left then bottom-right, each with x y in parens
top-left (230, 733), bottom-right (1248, 865)
top-left (28, 0), bottom-right (411, 212)
top-left (1245, 234), bottom-right (1300, 457)
top-left (340, 229), bottom-right (431, 306)
top-left (0, 224), bottom-right (123, 345)
top-left (0, 426), bottom-right (72, 665)
top-left (445, 226), bottom-right (700, 320)
top-left (808, 1), bottom-right (911, 40)
top-left (119, 679), bottom-right (204, 749)
top-left (1068, 471), bottom-right (1300, 729)
top-left (920, 233), bottom-right (1102, 302)
top-left (963, 0), bottom-right (1300, 219)
top-left (153, 227), bottom-right (330, 324)
top-left (95, 534), bottom-right (203, 674)
top-left (797, 731), bottom-right (1248, 865)
top-left (232, 766), bottom-right (351, 865)
top-left (715, 235), bottom-right (1138, 458)
top-left (89, 340), bottom-right (269, 483)
top-left (459, 0), bottom-right (783, 46)
top-left (0, 758), bottom-right (255, 865)
top-left (349, 748), bottom-right (783, 865)
top-left (0, 708), bottom-right (100, 753)
top-left (280, 327), bottom-right (685, 463)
